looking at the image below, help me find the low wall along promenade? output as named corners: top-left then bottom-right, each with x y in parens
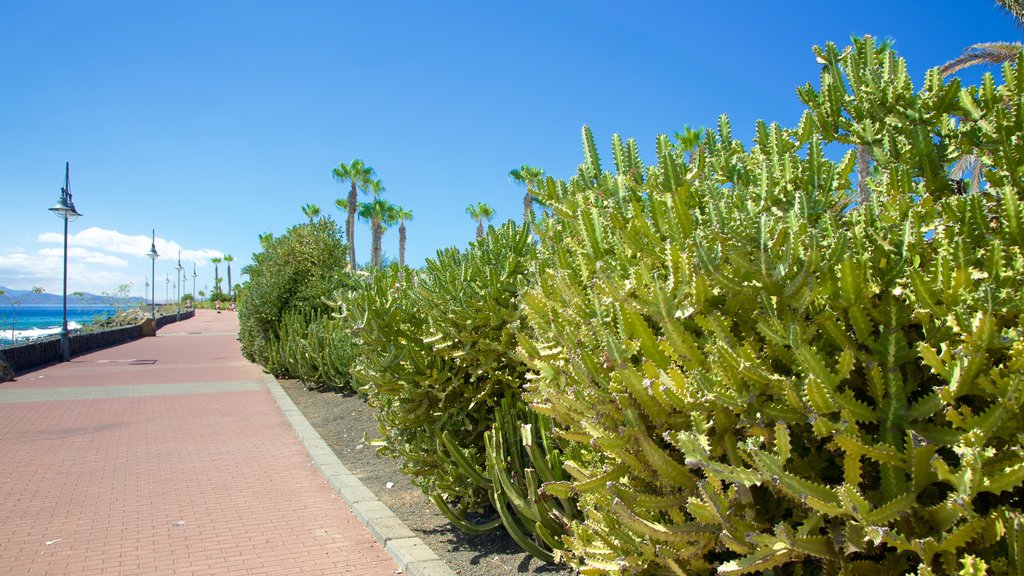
top-left (0, 310), bottom-right (195, 375)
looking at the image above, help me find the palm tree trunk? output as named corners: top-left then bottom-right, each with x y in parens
top-left (476, 221), bottom-right (484, 239)
top-left (857, 145), bottom-right (872, 206)
top-left (371, 217), bottom-right (382, 269)
top-left (399, 222), bottom-right (407, 269)
top-left (227, 265), bottom-right (232, 299)
top-left (347, 182), bottom-right (358, 269)
top-left (214, 265), bottom-right (219, 293)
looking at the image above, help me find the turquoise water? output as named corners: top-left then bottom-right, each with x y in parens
top-left (0, 305), bottom-right (119, 345)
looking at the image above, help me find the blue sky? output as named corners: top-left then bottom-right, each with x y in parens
top-left (0, 1), bottom-right (1019, 298)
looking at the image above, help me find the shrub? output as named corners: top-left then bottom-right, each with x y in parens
top-left (268, 307), bottom-right (356, 390)
top-left (351, 224), bottom-right (576, 560)
top-left (353, 222), bottom-right (534, 506)
top-left (238, 217), bottom-right (348, 369)
top-left (519, 42), bottom-right (1024, 574)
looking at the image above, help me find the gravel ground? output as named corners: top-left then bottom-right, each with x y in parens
top-left (279, 379), bottom-right (575, 576)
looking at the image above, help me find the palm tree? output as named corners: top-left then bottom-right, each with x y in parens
top-left (942, 0), bottom-right (1023, 77)
top-left (210, 257), bottom-right (222, 295)
top-left (358, 197), bottom-right (398, 269)
top-left (394, 206), bottom-right (413, 270)
top-left (224, 255), bottom-right (234, 299)
top-left (509, 165), bottom-right (545, 224)
top-left (332, 159), bottom-right (376, 268)
top-left (466, 202), bottom-right (495, 239)
top-left (301, 203), bottom-right (321, 222)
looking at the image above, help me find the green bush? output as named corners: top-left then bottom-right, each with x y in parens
top-left (238, 217), bottom-right (348, 369)
top-left (352, 222), bottom-right (534, 506)
top-left (268, 307), bottom-right (356, 390)
top-left (350, 224), bottom-right (575, 559)
top-left (519, 42), bottom-right (1024, 574)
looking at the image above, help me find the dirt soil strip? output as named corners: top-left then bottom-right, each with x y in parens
top-left (272, 376), bottom-right (575, 576)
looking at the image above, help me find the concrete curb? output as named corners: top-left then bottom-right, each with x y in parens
top-left (262, 372), bottom-right (457, 576)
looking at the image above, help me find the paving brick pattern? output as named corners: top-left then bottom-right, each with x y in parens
top-left (0, 310), bottom-right (398, 575)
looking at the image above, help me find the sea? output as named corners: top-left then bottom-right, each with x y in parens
top-left (0, 305), bottom-right (119, 346)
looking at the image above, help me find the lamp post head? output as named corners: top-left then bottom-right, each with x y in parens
top-left (175, 251), bottom-right (184, 273)
top-left (49, 189), bottom-right (81, 222)
top-left (48, 163), bottom-right (82, 222)
top-left (147, 229), bottom-right (159, 260)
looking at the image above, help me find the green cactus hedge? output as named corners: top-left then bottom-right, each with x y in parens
top-left (268, 307), bottom-right (356, 390)
top-left (348, 222), bottom-right (576, 560)
top-left (519, 42), bottom-right (1024, 574)
top-left (349, 223), bottom-right (535, 507)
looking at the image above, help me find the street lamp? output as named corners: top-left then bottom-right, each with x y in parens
top-left (48, 162), bottom-right (82, 362)
top-left (175, 252), bottom-right (184, 321)
top-left (192, 263), bottom-right (197, 308)
top-left (165, 274), bottom-right (169, 305)
top-left (147, 230), bottom-right (159, 320)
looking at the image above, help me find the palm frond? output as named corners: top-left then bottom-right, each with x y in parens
top-left (942, 42), bottom-right (1024, 76)
top-left (951, 153), bottom-right (985, 193)
top-left (995, 0), bottom-right (1024, 30)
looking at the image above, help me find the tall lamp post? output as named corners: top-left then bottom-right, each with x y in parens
top-left (48, 162), bottom-right (82, 362)
top-left (165, 274), bottom-right (169, 306)
top-left (192, 264), bottom-right (197, 307)
top-left (147, 231), bottom-right (159, 320)
top-left (175, 252), bottom-right (184, 321)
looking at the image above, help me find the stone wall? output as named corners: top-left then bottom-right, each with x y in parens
top-left (0, 310), bottom-right (195, 375)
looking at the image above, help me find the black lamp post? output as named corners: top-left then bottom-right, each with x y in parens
top-left (147, 231), bottom-right (159, 320)
top-left (175, 252), bottom-right (184, 321)
top-left (192, 264), bottom-right (197, 307)
top-left (48, 162), bottom-right (82, 362)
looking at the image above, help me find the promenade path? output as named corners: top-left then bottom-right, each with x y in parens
top-left (0, 310), bottom-right (398, 576)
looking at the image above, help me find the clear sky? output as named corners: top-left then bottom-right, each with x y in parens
top-left (0, 1), bottom-right (1019, 298)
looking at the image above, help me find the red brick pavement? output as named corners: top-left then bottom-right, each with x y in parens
top-left (0, 310), bottom-right (398, 575)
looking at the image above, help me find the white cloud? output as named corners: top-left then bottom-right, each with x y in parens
top-left (38, 226), bottom-right (223, 265)
top-left (38, 247), bottom-right (129, 267)
top-left (1, 226), bottom-right (226, 295)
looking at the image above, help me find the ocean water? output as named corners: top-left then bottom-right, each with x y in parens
top-left (0, 305), bottom-right (119, 346)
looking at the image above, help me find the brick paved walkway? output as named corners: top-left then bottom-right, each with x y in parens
top-left (0, 310), bottom-right (399, 576)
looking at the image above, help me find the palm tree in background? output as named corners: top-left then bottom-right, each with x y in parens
top-left (368, 180), bottom-right (386, 267)
top-left (210, 256), bottom-right (222, 295)
top-left (224, 255), bottom-right (234, 299)
top-left (509, 164), bottom-right (545, 224)
top-left (332, 159), bottom-right (376, 268)
top-left (466, 202), bottom-right (495, 239)
top-left (942, 0), bottom-right (1023, 76)
top-left (394, 206), bottom-right (413, 270)
top-left (301, 203), bottom-right (321, 222)
top-left (358, 197), bottom-right (398, 269)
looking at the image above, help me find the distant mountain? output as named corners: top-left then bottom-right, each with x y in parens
top-left (0, 286), bottom-right (146, 307)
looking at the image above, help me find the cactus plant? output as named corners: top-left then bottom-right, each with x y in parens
top-left (350, 223), bottom-right (536, 512)
top-left (433, 397), bottom-right (579, 562)
top-left (520, 43), bottom-right (1024, 574)
top-left (349, 225), bottom-right (580, 562)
